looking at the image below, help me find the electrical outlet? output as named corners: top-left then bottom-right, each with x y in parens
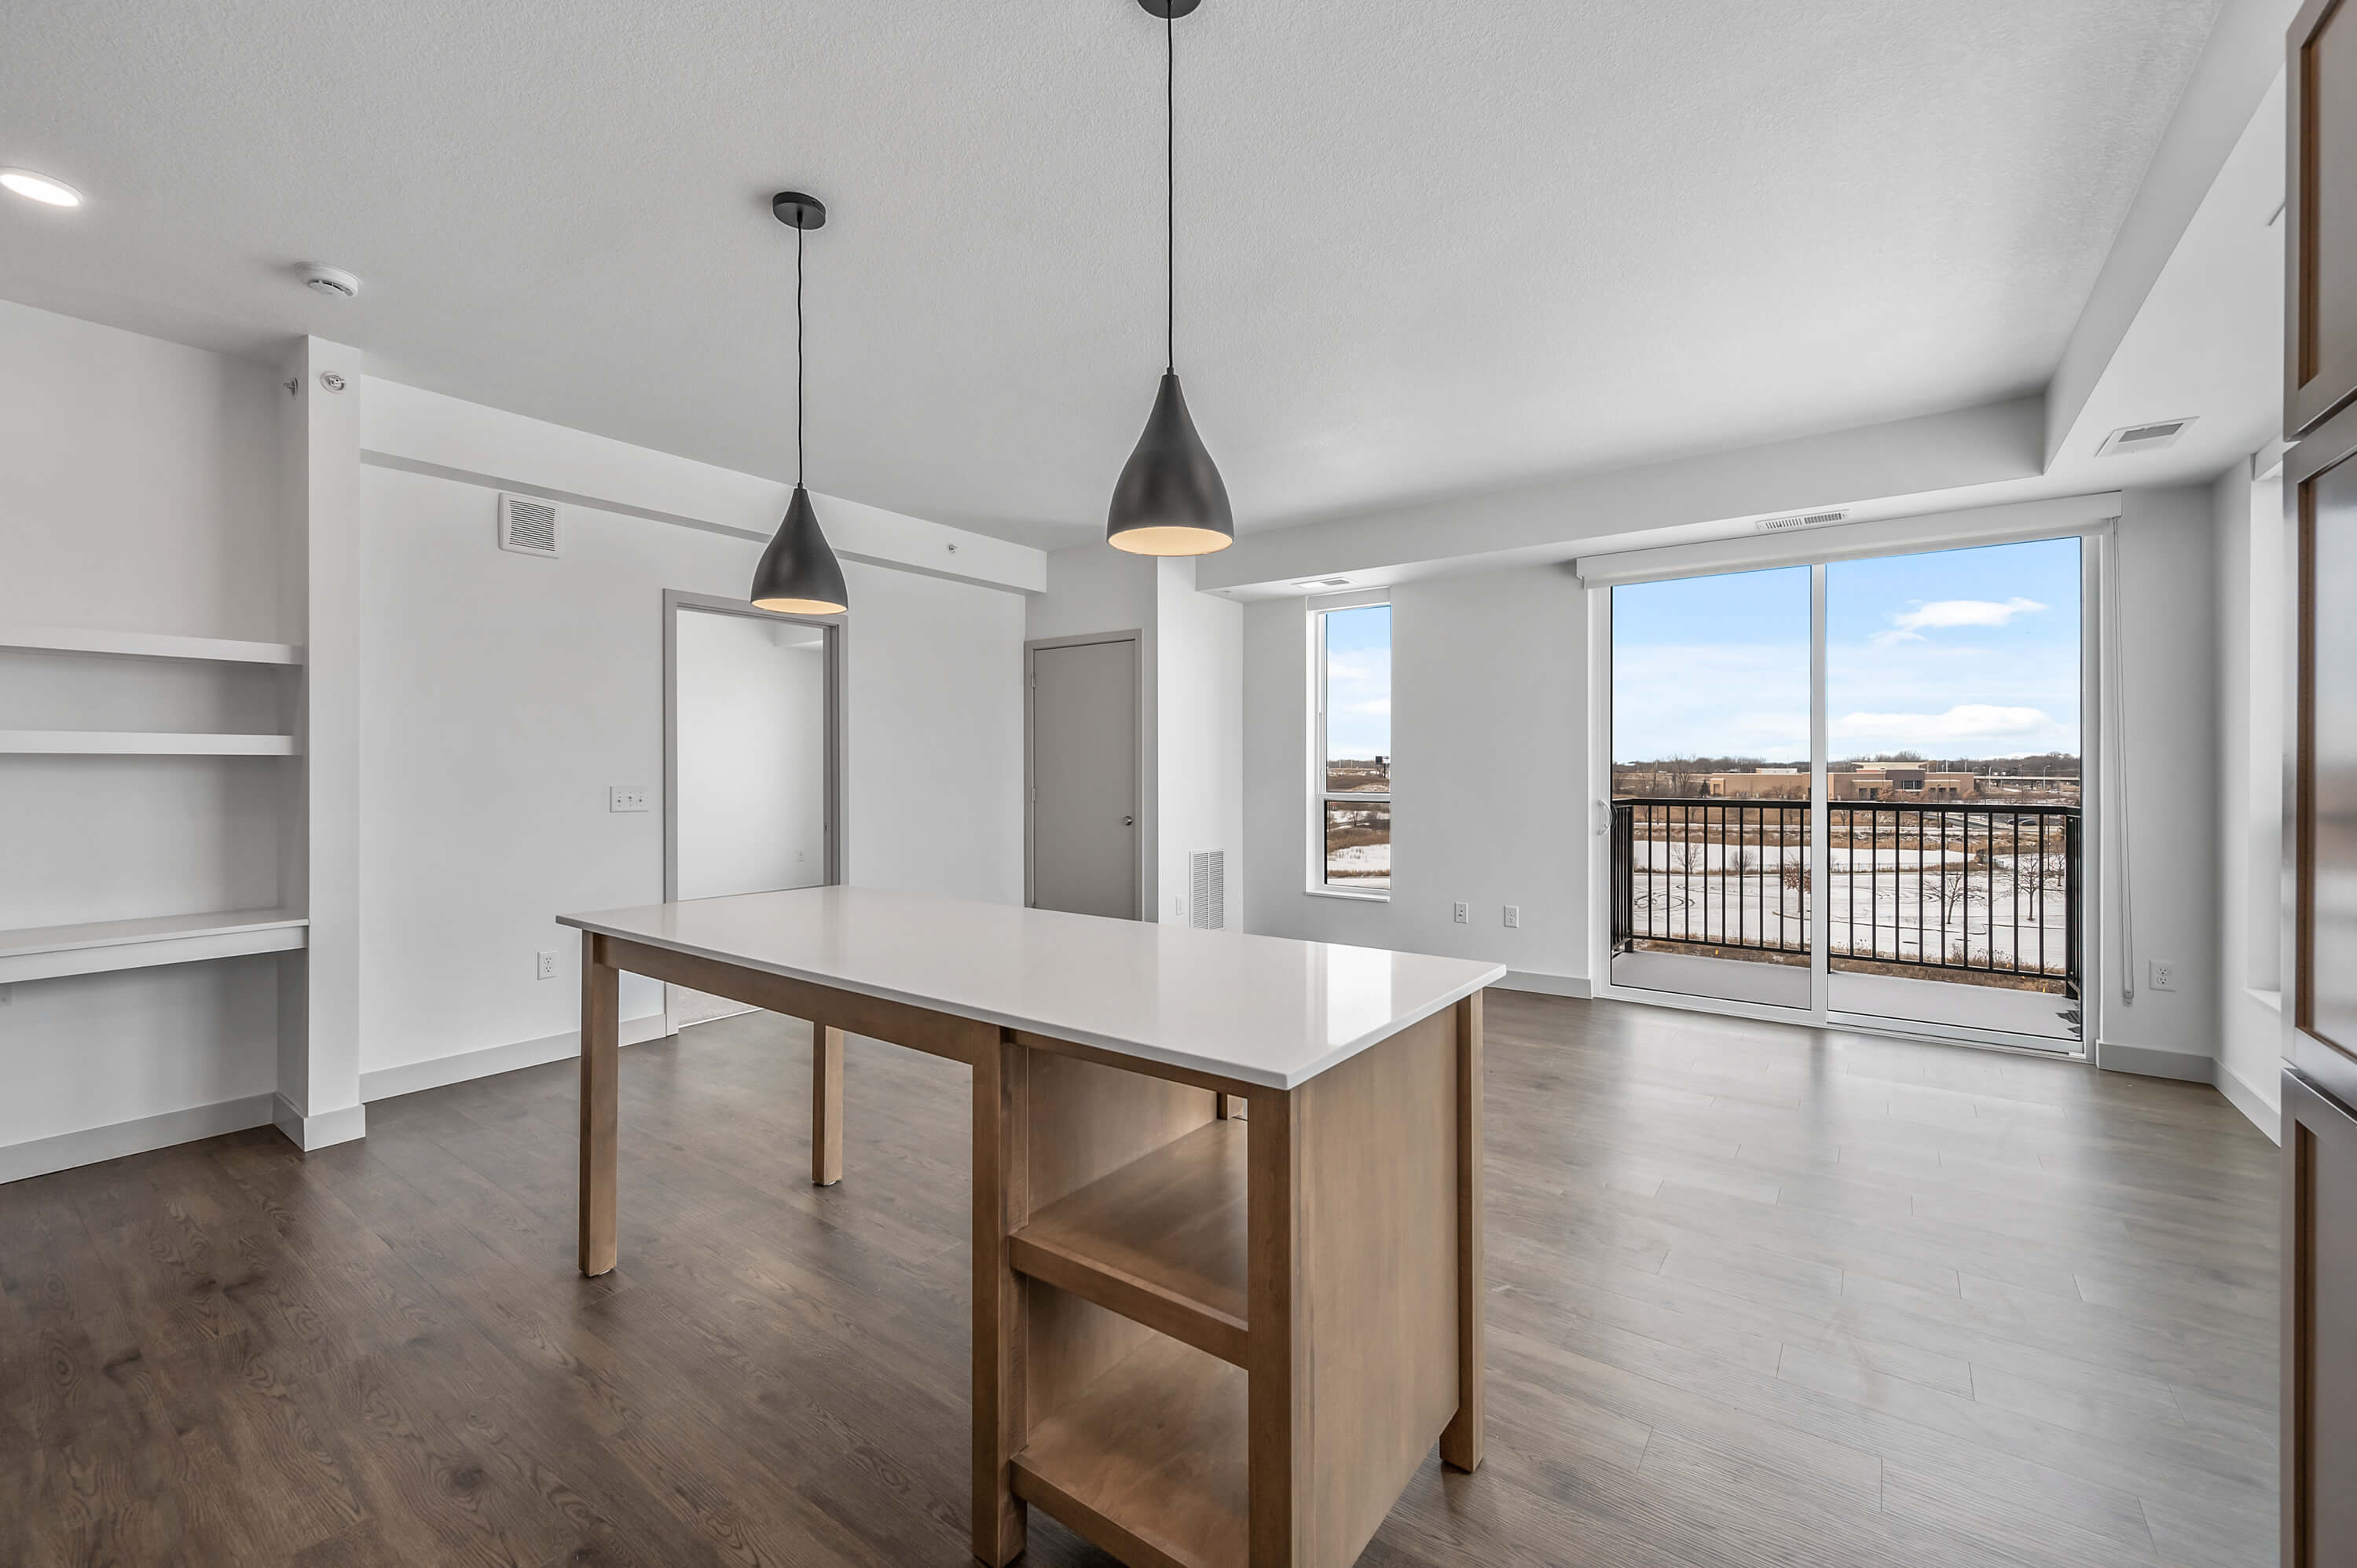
top-left (609, 785), bottom-right (649, 813)
top-left (2149, 958), bottom-right (2178, 992)
top-left (1504, 905), bottom-right (1521, 929)
top-left (1172, 895), bottom-right (1186, 920)
top-left (1453, 901), bottom-right (1469, 925)
top-left (536, 949), bottom-right (559, 981)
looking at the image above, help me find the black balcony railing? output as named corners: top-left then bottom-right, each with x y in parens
top-left (1611, 797), bottom-right (2081, 995)
top-left (1611, 800), bottom-right (1811, 956)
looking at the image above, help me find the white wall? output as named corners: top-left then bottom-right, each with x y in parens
top-left (838, 559), bottom-right (1025, 905)
top-left (1244, 564), bottom-right (1590, 984)
top-left (675, 613), bottom-right (827, 900)
top-left (1156, 559), bottom-right (1243, 928)
top-left (2213, 458), bottom-right (2289, 1124)
top-left (357, 463), bottom-right (1028, 1086)
top-left (0, 300), bottom-right (293, 1156)
top-left (2096, 485), bottom-right (2223, 1073)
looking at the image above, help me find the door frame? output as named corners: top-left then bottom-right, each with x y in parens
top-left (661, 588), bottom-right (846, 1030)
top-left (1583, 511), bottom-right (2110, 1059)
top-left (1025, 630), bottom-right (1145, 920)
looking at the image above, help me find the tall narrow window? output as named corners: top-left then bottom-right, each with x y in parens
top-left (1315, 601), bottom-right (1391, 892)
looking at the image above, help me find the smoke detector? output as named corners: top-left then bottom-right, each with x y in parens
top-left (1754, 509), bottom-right (1847, 534)
top-left (302, 265), bottom-right (360, 300)
top-left (2095, 418), bottom-right (2194, 456)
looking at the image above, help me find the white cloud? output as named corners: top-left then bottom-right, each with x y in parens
top-left (1890, 596), bottom-right (2047, 633)
top-left (1830, 704), bottom-right (2061, 751)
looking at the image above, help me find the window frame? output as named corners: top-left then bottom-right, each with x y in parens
top-left (1307, 590), bottom-right (1392, 901)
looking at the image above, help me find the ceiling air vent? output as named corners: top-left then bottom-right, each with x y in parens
top-left (2096, 418), bottom-right (2194, 457)
top-left (497, 493), bottom-right (559, 558)
top-left (1291, 577), bottom-right (1352, 589)
top-left (1754, 509), bottom-right (1847, 534)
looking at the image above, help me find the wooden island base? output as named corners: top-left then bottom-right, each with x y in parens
top-left (562, 890), bottom-right (1490, 1568)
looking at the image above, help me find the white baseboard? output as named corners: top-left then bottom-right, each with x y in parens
top-left (273, 1095), bottom-right (367, 1152)
top-left (1498, 969), bottom-right (1593, 999)
top-left (2093, 1040), bottom-right (2214, 1083)
top-left (2212, 1061), bottom-right (2282, 1144)
top-left (0, 1093), bottom-right (277, 1185)
top-left (359, 1013), bottom-right (673, 1104)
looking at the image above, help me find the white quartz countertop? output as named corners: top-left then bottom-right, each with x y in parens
top-left (558, 886), bottom-right (1504, 1090)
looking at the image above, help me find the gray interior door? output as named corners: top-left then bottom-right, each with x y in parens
top-left (1029, 638), bottom-right (1139, 919)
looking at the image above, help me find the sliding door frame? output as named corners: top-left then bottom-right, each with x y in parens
top-left (1585, 501), bottom-right (2111, 1059)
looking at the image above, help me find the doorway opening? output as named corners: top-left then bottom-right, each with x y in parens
top-left (662, 589), bottom-right (842, 1028)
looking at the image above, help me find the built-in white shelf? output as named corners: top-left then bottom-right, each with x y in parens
top-left (0, 625), bottom-right (303, 665)
top-left (0, 730), bottom-right (299, 756)
top-left (0, 908), bottom-right (308, 984)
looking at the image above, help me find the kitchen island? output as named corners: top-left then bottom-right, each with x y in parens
top-left (558, 886), bottom-right (1499, 1568)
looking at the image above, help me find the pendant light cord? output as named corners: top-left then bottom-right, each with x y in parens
top-left (1165, 6), bottom-right (1175, 374)
top-left (796, 222), bottom-right (806, 488)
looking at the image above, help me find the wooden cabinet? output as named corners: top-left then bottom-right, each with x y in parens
top-left (2287, 8), bottom-right (2357, 1560)
top-left (2283, 1072), bottom-right (2357, 1568)
top-left (2289, 0), bottom-right (2357, 434)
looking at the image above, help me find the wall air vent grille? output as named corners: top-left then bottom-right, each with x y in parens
top-left (1189, 850), bottom-right (1224, 930)
top-left (1754, 510), bottom-right (1847, 534)
top-left (2095, 418), bottom-right (2194, 456)
top-left (498, 494), bottom-right (559, 557)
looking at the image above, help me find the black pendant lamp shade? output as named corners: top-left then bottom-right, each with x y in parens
top-left (752, 189), bottom-right (849, 615)
top-left (751, 485), bottom-right (850, 614)
top-left (1107, 371), bottom-right (1232, 555)
top-left (1107, 0), bottom-right (1234, 556)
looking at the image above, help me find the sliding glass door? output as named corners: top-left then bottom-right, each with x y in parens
top-left (1822, 540), bottom-right (2084, 1042)
top-left (1605, 536), bottom-right (2088, 1050)
top-left (1608, 565), bottom-right (1815, 1009)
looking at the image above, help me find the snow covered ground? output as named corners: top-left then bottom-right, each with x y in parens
top-left (1627, 842), bottom-right (2070, 974)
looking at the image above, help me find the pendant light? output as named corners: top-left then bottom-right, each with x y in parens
top-left (750, 190), bottom-right (851, 615)
top-left (1106, 0), bottom-right (1233, 556)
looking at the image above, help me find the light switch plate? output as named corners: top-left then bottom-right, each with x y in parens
top-left (1504, 905), bottom-right (1521, 929)
top-left (610, 786), bottom-right (649, 813)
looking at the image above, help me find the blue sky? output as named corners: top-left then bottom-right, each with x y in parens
top-left (1323, 604), bottom-right (1391, 760)
top-left (1613, 537), bottom-right (2082, 763)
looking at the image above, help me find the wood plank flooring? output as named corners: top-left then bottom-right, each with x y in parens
top-left (0, 992), bottom-right (2278, 1567)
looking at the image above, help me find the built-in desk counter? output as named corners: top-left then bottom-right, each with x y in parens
top-left (559, 887), bottom-right (1501, 1568)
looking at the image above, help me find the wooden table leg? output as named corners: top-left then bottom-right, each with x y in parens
top-left (973, 1029), bottom-right (1028, 1565)
top-left (578, 932), bottom-right (620, 1277)
top-left (812, 1024), bottom-right (845, 1186)
top-left (1248, 1085), bottom-right (1306, 1567)
top-left (1440, 989), bottom-right (1485, 1471)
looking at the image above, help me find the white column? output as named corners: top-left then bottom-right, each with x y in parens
top-left (274, 337), bottom-right (366, 1150)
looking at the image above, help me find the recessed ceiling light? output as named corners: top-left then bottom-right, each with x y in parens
top-left (0, 169), bottom-right (84, 207)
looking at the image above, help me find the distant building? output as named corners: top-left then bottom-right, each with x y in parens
top-left (1834, 767), bottom-right (1974, 801)
top-left (1701, 769), bottom-right (1809, 799)
top-left (1700, 766), bottom-right (1979, 801)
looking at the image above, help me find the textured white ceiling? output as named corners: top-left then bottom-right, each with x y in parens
top-left (0, 0), bottom-right (2222, 548)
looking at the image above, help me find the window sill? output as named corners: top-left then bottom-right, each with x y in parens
top-left (1305, 885), bottom-right (1390, 903)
